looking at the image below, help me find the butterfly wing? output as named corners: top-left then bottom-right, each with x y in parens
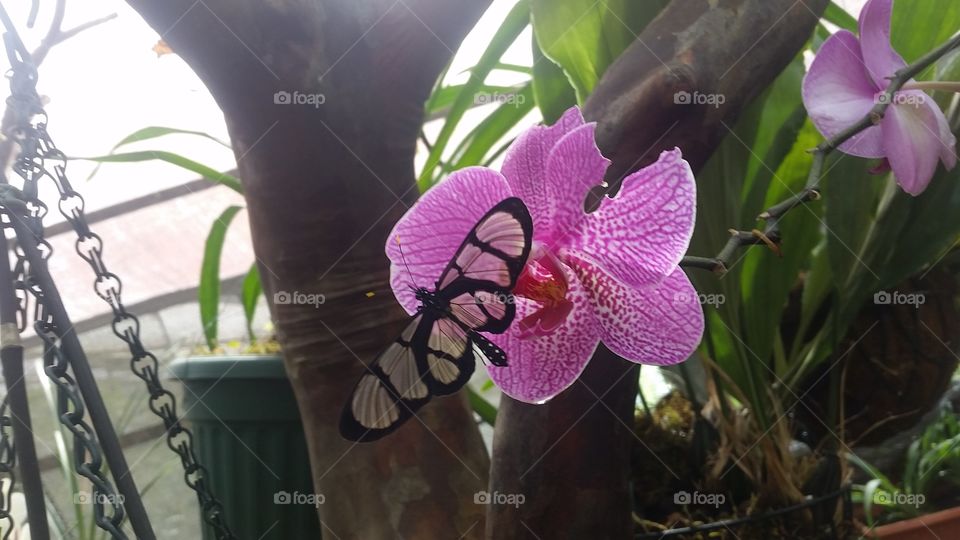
top-left (437, 197), bottom-right (533, 334)
top-left (339, 314), bottom-right (433, 442)
top-left (340, 312), bottom-right (482, 440)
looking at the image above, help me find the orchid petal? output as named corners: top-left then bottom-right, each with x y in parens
top-left (542, 123), bottom-right (610, 245)
top-left (386, 167), bottom-right (511, 313)
top-left (567, 253), bottom-right (703, 365)
top-left (882, 100), bottom-right (943, 195)
top-left (858, 0), bottom-right (907, 89)
top-left (802, 30), bottom-right (885, 158)
top-left (566, 149), bottom-right (696, 289)
top-left (501, 107), bottom-right (586, 237)
top-left (488, 266), bottom-right (600, 403)
top-left (932, 99), bottom-right (958, 170)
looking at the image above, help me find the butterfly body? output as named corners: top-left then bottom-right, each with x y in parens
top-left (340, 198), bottom-right (533, 442)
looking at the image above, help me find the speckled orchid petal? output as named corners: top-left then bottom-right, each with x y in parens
top-left (802, 30), bottom-right (885, 158)
top-left (542, 122), bottom-right (610, 245)
top-left (487, 266), bottom-right (600, 404)
top-left (567, 253), bottom-right (704, 365)
top-left (883, 99), bottom-right (945, 195)
top-left (501, 107), bottom-right (586, 238)
top-left (858, 0), bottom-right (907, 89)
top-left (386, 167), bottom-right (511, 313)
top-left (566, 149), bottom-right (696, 289)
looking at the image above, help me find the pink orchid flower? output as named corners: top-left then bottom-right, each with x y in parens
top-left (386, 107), bottom-right (704, 403)
top-left (802, 0), bottom-right (956, 195)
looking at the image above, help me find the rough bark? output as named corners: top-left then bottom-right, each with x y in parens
top-left (125, 1), bottom-right (491, 538)
top-left (487, 1), bottom-right (828, 538)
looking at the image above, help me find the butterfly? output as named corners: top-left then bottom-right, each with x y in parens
top-left (340, 197), bottom-right (533, 442)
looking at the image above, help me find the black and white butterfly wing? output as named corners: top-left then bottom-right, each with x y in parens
top-left (339, 312), bottom-right (481, 441)
top-left (340, 314), bottom-right (433, 442)
top-left (438, 197), bottom-right (533, 334)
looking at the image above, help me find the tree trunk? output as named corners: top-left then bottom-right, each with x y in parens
top-left (125, 1), bottom-right (491, 537)
top-left (487, 0), bottom-right (827, 538)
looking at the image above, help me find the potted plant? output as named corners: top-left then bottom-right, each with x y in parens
top-left (851, 409), bottom-right (960, 539)
top-left (85, 132), bottom-right (321, 539)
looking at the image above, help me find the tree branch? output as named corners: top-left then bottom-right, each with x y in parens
top-left (680, 30), bottom-right (960, 275)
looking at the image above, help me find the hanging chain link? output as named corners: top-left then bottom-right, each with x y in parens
top-left (0, 397), bottom-right (15, 540)
top-left (2, 40), bottom-right (236, 540)
top-left (3, 62), bottom-right (128, 538)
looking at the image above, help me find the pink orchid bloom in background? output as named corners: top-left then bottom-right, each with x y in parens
top-left (387, 107), bottom-right (704, 403)
top-left (802, 0), bottom-right (956, 195)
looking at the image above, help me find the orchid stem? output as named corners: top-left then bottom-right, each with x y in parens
top-left (680, 31), bottom-right (960, 275)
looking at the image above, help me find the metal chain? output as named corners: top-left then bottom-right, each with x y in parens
top-left (3, 46), bottom-right (236, 540)
top-left (2, 64), bottom-right (128, 538)
top-left (0, 397), bottom-right (15, 540)
top-left (36, 322), bottom-right (127, 539)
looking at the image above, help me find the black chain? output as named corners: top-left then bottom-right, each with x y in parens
top-left (3, 40), bottom-right (236, 540)
top-left (0, 397), bottom-right (15, 540)
top-left (3, 62), bottom-right (128, 538)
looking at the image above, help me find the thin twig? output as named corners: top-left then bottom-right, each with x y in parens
top-left (681, 32), bottom-right (960, 275)
top-left (31, 0), bottom-right (116, 65)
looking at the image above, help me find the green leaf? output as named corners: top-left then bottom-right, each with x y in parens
top-left (531, 33), bottom-right (577, 124)
top-left (448, 84), bottom-right (535, 169)
top-left (740, 121), bottom-right (822, 376)
top-left (200, 206), bottom-right (244, 350)
top-left (417, 0), bottom-right (530, 190)
top-left (467, 387), bottom-right (498, 425)
top-left (530, 0), bottom-right (668, 101)
top-left (822, 2), bottom-right (858, 33)
top-left (108, 126), bottom-right (230, 150)
top-left (425, 84), bottom-right (525, 116)
top-left (891, 0), bottom-right (960, 75)
top-left (84, 126), bottom-right (230, 181)
top-left (242, 263), bottom-right (262, 342)
top-left (78, 150), bottom-right (243, 194)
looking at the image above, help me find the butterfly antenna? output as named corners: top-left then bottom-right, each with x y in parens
top-left (395, 235), bottom-right (416, 290)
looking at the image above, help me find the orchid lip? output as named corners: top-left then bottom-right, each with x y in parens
top-left (513, 244), bottom-right (574, 338)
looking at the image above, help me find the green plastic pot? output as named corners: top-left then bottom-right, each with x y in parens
top-left (168, 355), bottom-right (321, 539)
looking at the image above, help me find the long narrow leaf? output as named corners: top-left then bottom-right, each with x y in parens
top-left (242, 263), bottom-right (262, 342)
top-left (77, 150), bottom-right (243, 194)
top-left (448, 84), bottom-right (534, 170)
top-left (467, 387), bottom-right (498, 425)
top-left (200, 206), bottom-right (244, 350)
top-left (417, 0), bottom-right (529, 191)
